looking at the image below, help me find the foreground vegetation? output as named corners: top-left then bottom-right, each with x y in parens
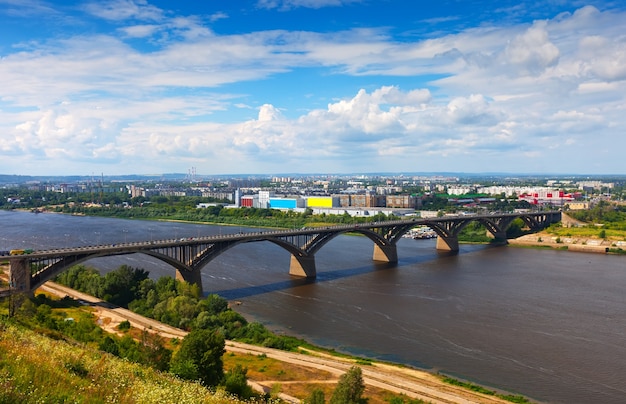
top-left (0, 317), bottom-right (253, 404)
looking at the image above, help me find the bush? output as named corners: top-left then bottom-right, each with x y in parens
top-left (305, 388), bottom-right (325, 404)
top-left (223, 364), bottom-right (254, 399)
top-left (118, 320), bottom-right (131, 331)
top-left (330, 366), bottom-right (366, 404)
top-left (170, 329), bottom-right (225, 387)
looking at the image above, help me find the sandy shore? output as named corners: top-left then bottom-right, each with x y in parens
top-left (508, 233), bottom-right (622, 253)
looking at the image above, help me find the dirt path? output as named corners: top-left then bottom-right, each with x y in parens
top-left (38, 281), bottom-right (512, 404)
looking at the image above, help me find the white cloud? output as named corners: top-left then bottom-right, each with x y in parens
top-left (258, 104), bottom-right (284, 121)
top-left (119, 24), bottom-right (160, 38)
top-left (83, 0), bottom-right (163, 22)
top-left (256, 0), bottom-right (361, 10)
top-left (0, 3), bottom-right (625, 174)
top-left (503, 20), bottom-right (560, 76)
top-left (209, 12), bottom-right (228, 23)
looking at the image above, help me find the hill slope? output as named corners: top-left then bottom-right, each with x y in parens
top-left (0, 318), bottom-right (245, 404)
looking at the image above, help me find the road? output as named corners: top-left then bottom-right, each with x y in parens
top-left (38, 281), bottom-right (512, 404)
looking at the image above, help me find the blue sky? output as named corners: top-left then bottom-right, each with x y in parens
top-left (1, 0), bottom-right (625, 176)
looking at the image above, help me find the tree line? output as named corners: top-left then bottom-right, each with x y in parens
top-left (567, 200), bottom-right (626, 230)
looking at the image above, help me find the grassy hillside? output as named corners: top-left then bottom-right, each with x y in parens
top-left (0, 317), bottom-right (251, 404)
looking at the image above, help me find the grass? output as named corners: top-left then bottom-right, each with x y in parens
top-left (0, 317), bottom-right (255, 404)
top-left (222, 351), bottom-right (424, 403)
top-left (442, 376), bottom-right (531, 403)
top-left (224, 351), bottom-right (335, 382)
top-left (545, 224), bottom-right (626, 240)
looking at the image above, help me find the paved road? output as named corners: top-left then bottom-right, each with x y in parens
top-left (39, 281), bottom-right (511, 404)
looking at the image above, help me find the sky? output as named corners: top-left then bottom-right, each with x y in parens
top-left (1, 0), bottom-right (625, 176)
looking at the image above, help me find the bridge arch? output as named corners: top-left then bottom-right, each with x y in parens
top-left (30, 250), bottom-right (194, 291)
top-left (421, 216), bottom-right (516, 251)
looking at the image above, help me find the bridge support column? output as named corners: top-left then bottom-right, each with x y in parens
top-left (487, 230), bottom-right (509, 245)
top-left (289, 255), bottom-right (316, 278)
top-left (436, 235), bottom-right (459, 252)
top-left (8, 258), bottom-right (30, 292)
top-left (372, 244), bottom-right (398, 263)
top-left (175, 269), bottom-right (203, 295)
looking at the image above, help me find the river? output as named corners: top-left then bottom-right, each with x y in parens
top-left (1, 210), bottom-right (625, 403)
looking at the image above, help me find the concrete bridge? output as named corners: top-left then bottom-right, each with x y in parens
top-left (5, 211), bottom-right (560, 294)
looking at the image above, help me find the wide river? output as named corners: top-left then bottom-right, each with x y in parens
top-left (2, 210), bottom-right (625, 403)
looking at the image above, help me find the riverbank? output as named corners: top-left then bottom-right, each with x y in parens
top-left (508, 232), bottom-right (625, 254)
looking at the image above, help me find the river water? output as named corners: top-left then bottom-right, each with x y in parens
top-left (2, 210), bottom-right (625, 403)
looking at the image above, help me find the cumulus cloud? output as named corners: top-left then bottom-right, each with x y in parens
top-left (578, 35), bottom-right (626, 82)
top-left (502, 21), bottom-right (560, 76)
top-left (446, 94), bottom-right (502, 126)
top-left (0, 3), bottom-right (625, 174)
top-left (258, 104), bottom-right (284, 121)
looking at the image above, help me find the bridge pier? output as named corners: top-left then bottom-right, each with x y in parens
top-left (487, 230), bottom-right (509, 244)
top-left (289, 255), bottom-right (316, 278)
top-left (8, 258), bottom-right (30, 293)
top-left (436, 235), bottom-right (459, 252)
top-left (175, 269), bottom-right (204, 295)
top-left (372, 244), bottom-right (398, 263)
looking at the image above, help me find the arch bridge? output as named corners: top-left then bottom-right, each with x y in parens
top-left (6, 211), bottom-right (560, 294)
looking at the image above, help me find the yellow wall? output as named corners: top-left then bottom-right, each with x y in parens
top-left (307, 197), bottom-right (334, 208)
top-left (566, 202), bottom-right (589, 210)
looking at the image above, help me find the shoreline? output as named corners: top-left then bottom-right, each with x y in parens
top-left (508, 233), bottom-right (624, 254)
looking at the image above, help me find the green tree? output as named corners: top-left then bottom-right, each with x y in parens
top-left (197, 293), bottom-right (229, 315)
top-left (170, 329), bottom-right (225, 387)
top-left (506, 218), bottom-right (526, 238)
top-left (330, 366), bottom-right (366, 404)
top-left (305, 388), bottom-right (326, 404)
top-left (99, 336), bottom-right (120, 356)
top-left (99, 265), bottom-right (149, 307)
top-left (140, 330), bottom-right (172, 372)
top-left (223, 364), bottom-right (254, 399)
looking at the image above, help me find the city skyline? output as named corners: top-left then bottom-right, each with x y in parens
top-left (1, 0), bottom-right (625, 176)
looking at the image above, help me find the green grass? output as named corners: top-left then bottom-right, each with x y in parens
top-left (0, 317), bottom-right (259, 404)
top-left (545, 223), bottom-right (626, 240)
top-left (441, 376), bottom-right (531, 403)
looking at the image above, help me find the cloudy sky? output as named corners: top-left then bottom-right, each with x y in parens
top-left (1, 0), bottom-right (625, 176)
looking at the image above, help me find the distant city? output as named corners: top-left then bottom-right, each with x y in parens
top-left (2, 172), bottom-right (623, 217)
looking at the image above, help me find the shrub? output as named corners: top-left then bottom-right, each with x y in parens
top-left (118, 320), bottom-right (131, 331)
top-left (223, 364), bottom-right (254, 399)
top-left (330, 366), bottom-right (366, 404)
